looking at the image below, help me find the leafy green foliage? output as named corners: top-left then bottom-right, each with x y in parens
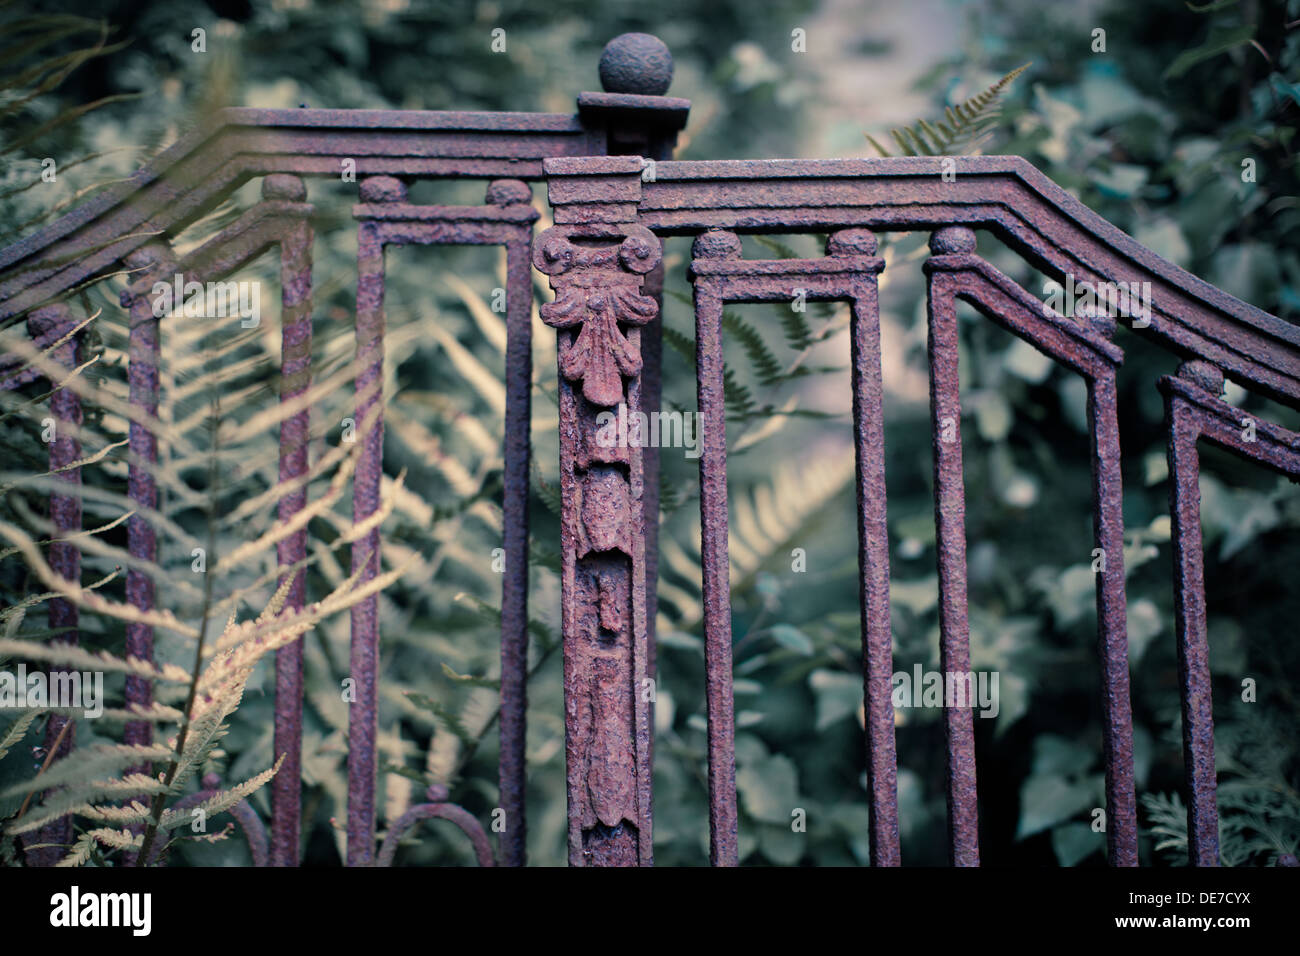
top-left (1143, 706), bottom-right (1300, 865)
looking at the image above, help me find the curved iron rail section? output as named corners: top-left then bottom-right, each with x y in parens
top-left (0, 101), bottom-right (686, 322)
top-left (375, 786), bottom-right (495, 867)
top-left (611, 156), bottom-right (1300, 407)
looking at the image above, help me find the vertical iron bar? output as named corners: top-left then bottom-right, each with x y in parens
top-left (626, 319), bottom-right (655, 869)
top-left (268, 175), bottom-right (313, 866)
top-left (27, 302), bottom-right (81, 866)
top-left (926, 230), bottom-right (979, 866)
top-left (836, 230), bottom-right (901, 866)
top-left (1165, 364), bottom-right (1220, 866)
top-left (116, 244), bottom-right (177, 868)
top-left (638, 133), bottom-right (677, 778)
top-left (498, 210), bottom-right (533, 868)
top-left (692, 277), bottom-right (739, 867)
top-left (534, 165), bottom-right (664, 866)
top-left (534, 216), bottom-right (659, 866)
top-left (1087, 371), bottom-right (1138, 865)
top-left (348, 192), bottom-right (391, 866)
top-left (122, 245), bottom-right (174, 763)
top-left (639, 261), bottom-right (662, 730)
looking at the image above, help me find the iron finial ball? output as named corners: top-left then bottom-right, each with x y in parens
top-left (486, 179), bottom-right (532, 206)
top-left (1178, 359), bottom-right (1225, 396)
top-left (692, 230), bottom-right (742, 260)
top-left (599, 33), bottom-right (673, 96)
top-left (262, 174), bottom-right (307, 201)
top-left (930, 226), bottom-right (977, 255)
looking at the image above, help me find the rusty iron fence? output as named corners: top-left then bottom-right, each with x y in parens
top-left (2, 32), bottom-right (1298, 868)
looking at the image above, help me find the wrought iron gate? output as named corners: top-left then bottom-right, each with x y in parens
top-left (2, 32), bottom-right (1298, 868)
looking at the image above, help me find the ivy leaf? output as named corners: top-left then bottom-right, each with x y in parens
top-left (759, 822), bottom-right (804, 865)
top-left (1051, 822), bottom-right (1103, 866)
top-left (767, 624), bottom-right (814, 655)
top-left (808, 669), bottom-right (862, 730)
top-left (1017, 774), bottom-right (1102, 839)
top-left (1163, 24), bottom-right (1255, 80)
top-left (736, 753), bottom-right (799, 824)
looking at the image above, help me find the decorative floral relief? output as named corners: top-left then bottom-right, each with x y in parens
top-left (534, 226), bottom-right (662, 407)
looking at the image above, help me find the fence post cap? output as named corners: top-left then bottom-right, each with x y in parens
top-left (599, 33), bottom-right (673, 96)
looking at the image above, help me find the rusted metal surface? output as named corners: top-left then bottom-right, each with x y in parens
top-left (1160, 362), bottom-right (1300, 867)
top-left (349, 176), bottom-right (539, 866)
top-left (688, 227), bottom-right (900, 865)
top-left (923, 229), bottom-right (981, 866)
top-left (267, 174), bottom-right (314, 868)
top-left (633, 159), bottom-right (1300, 411)
top-left (120, 243), bottom-right (173, 776)
top-left (533, 165), bottom-right (660, 862)
top-left (348, 187), bottom-right (388, 867)
top-left (0, 112), bottom-right (593, 323)
top-left (23, 302), bottom-right (82, 867)
top-left (924, 229), bottom-right (1137, 865)
top-left (495, 179), bottom-right (539, 870)
top-left (1, 30), bottom-right (1297, 869)
top-left (689, 234), bottom-right (740, 867)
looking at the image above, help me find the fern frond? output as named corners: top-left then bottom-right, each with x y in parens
top-left (866, 63), bottom-right (1030, 156)
top-left (427, 321), bottom-right (506, 417)
top-left (723, 365), bottom-right (757, 420)
top-left (0, 637), bottom-right (190, 683)
top-left (662, 325), bottom-right (697, 370)
top-left (443, 273), bottom-right (508, 355)
top-left (0, 310), bottom-right (95, 379)
top-left (406, 692), bottom-right (474, 747)
top-left (0, 708), bottom-right (42, 759)
top-left (159, 755), bottom-right (283, 831)
top-left (1, 747), bottom-right (172, 796)
top-left (750, 235), bottom-right (803, 260)
top-left (722, 311), bottom-right (784, 386)
top-left (660, 448), bottom-right (857, 635)
top-left (0, 508), bottom-right (132, 562)
top-left (778, 307), bottom-right (815, 353)
top-left (0, 524), bottom-right (200, 637)
top-left (70, 800), bottom-right (152, 827)
top-left (396, 390), bottom-right (498, 458)
top-left (85, 826), bottom-right (142, 851)
top-left (531, 457), bottom-right (562, 518)
top-left (440, 662), bottom-right (500, 690)
top-left (1141, 792), bottom-right (1190, 861)
top-left (8, 777), bottom-right (167, 834)
top-left (213, 449), bottom-right (361, 572)
top-left (55, 832), bottom-right (96, 867)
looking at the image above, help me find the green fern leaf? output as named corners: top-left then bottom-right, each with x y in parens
top-left (867, 62), bottom-right (1031, 156)
top-left (662, 326), bottom-right (697, 369)
top-left (0, 708), bottom-right (42, 760)
top-left (722, 311), bottom-right (784, 386)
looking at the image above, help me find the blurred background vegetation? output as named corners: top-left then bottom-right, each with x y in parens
top-left (1, 0), bottom-right (1297, 865)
